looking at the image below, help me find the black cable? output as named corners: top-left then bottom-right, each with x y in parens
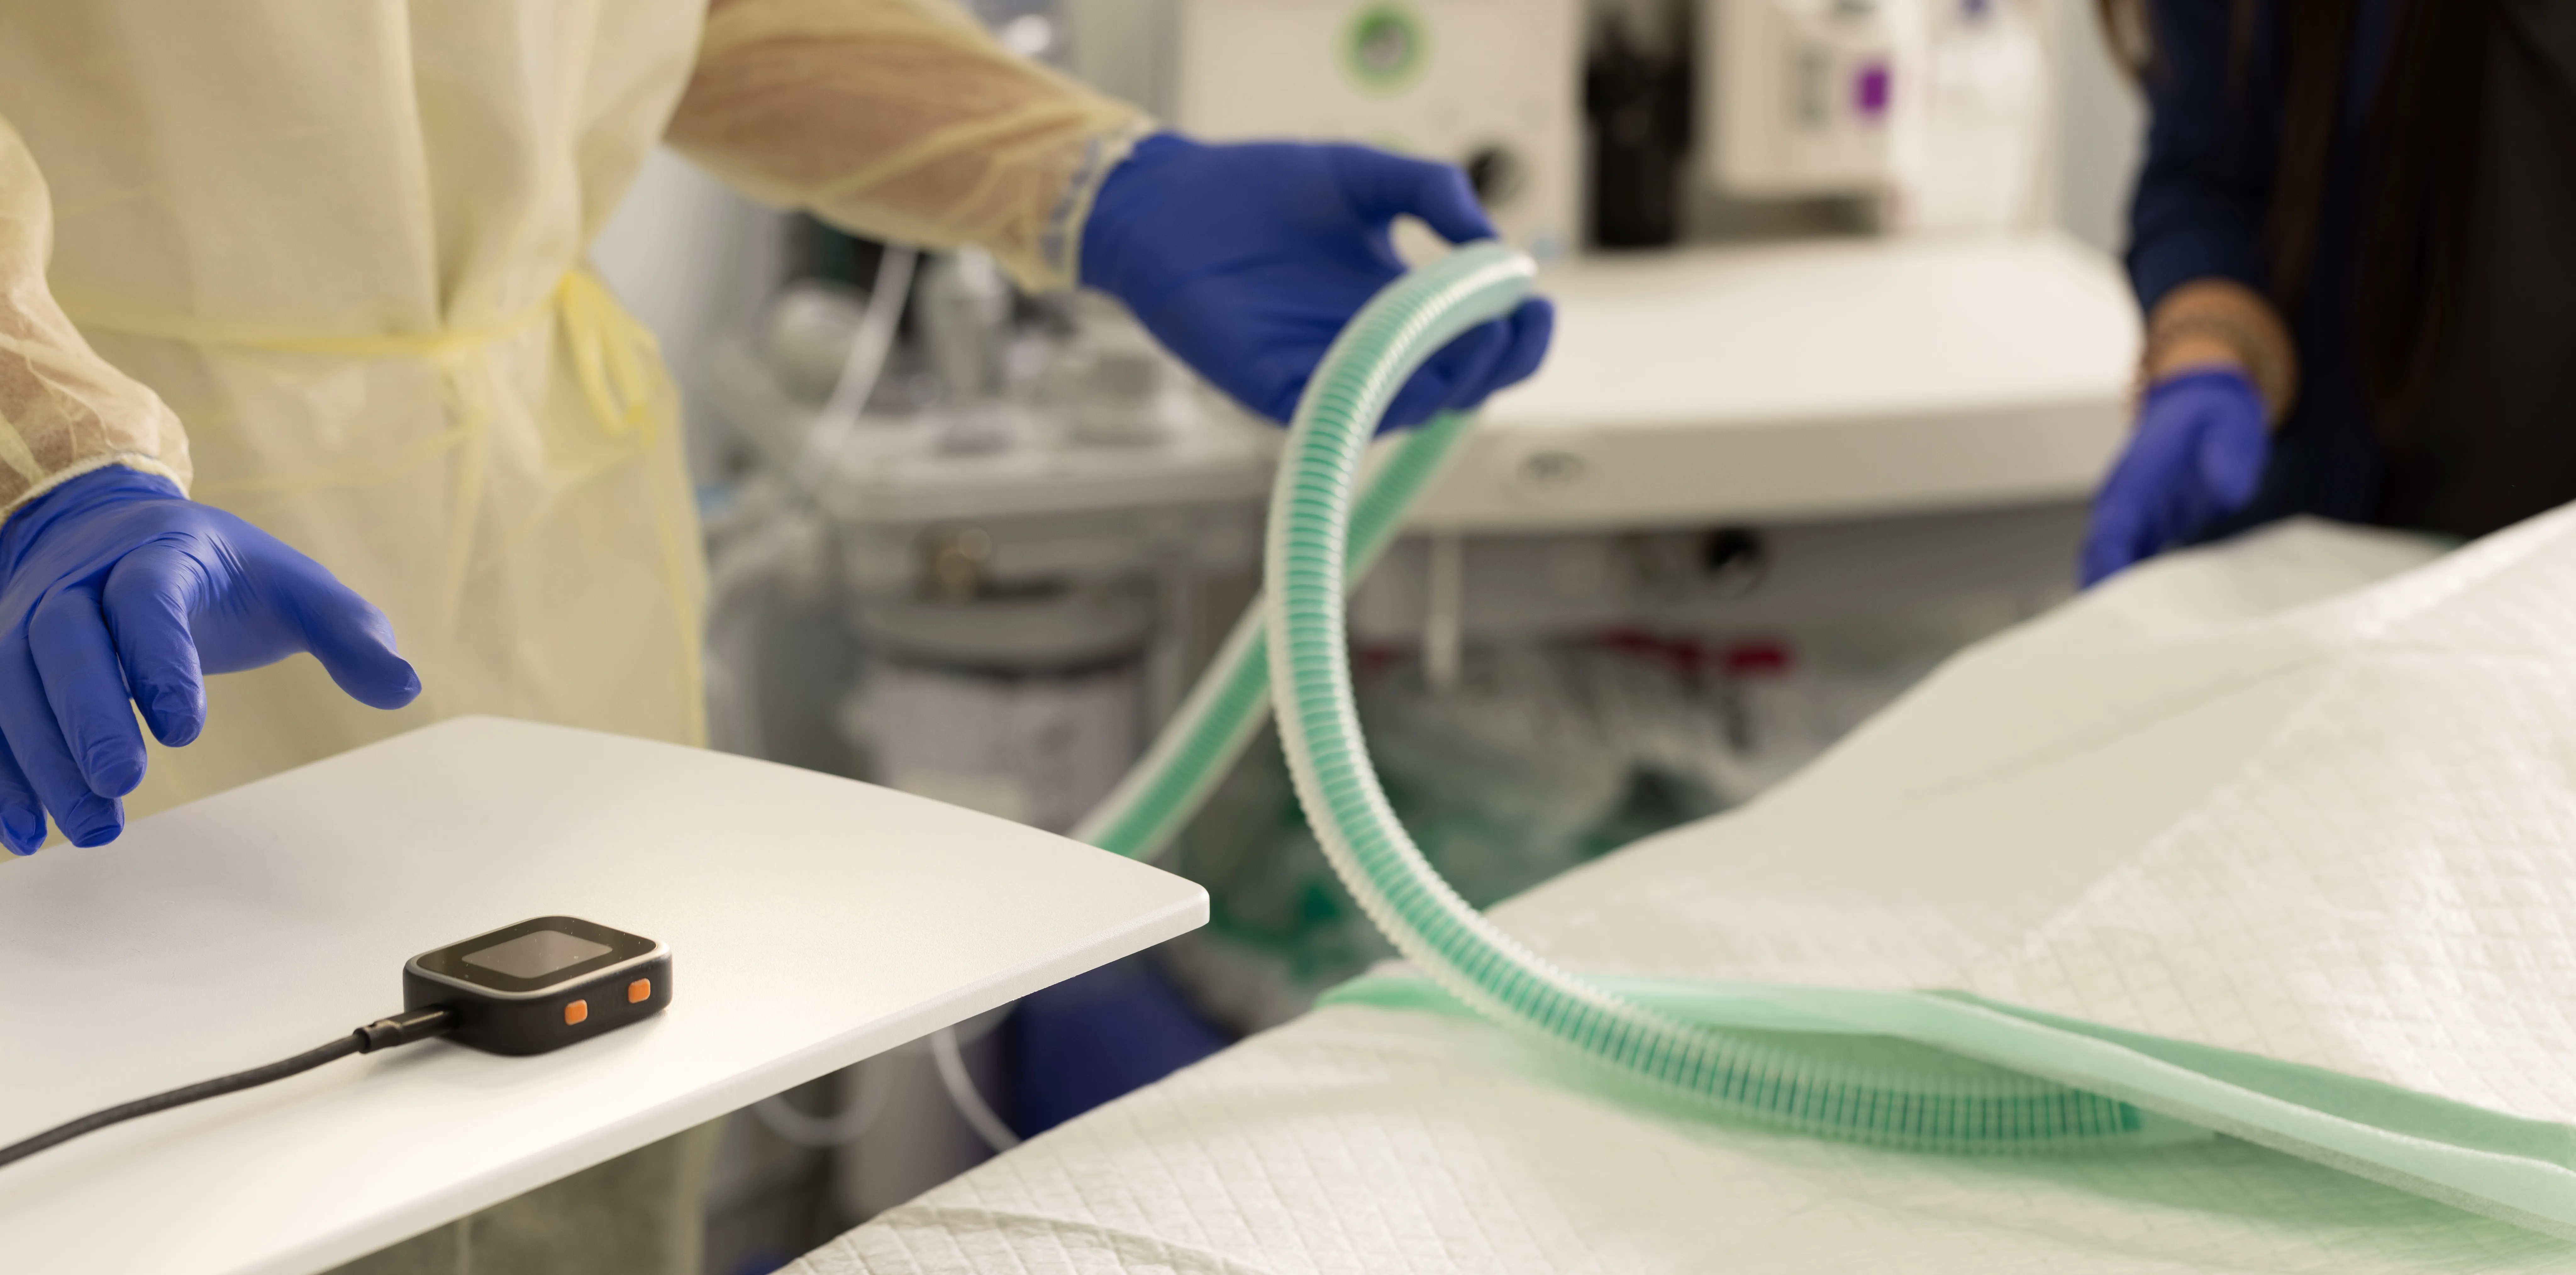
top-left (0, 1006), bottom-right (454, 1170)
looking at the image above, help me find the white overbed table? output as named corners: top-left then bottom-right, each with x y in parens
top-left (1422, 231), bottom-right (2141, 530)
top-left (0, 716), bottom-right (1206, 1274)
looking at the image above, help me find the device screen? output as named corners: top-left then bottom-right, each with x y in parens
top-left (464, 929), bottom-right (613, 979)
top-left (412, 915), bottom-right (659, 994)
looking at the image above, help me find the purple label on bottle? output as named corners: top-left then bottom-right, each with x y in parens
top-left (1854, 62), bottom-right (1891, 118)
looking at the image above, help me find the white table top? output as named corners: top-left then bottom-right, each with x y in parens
top-left (0, 718), bottom-right (1206, 1275)
top-left (1420, 232), bottom-right (2142, 529)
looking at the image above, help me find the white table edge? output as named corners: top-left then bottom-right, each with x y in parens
top-left (261, 886), bottom-right (1208, 1275)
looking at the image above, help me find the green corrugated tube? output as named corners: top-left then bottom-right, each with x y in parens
top-left (1081, 243), bottom-right (2157, 1149)
top-left (1068, 405), bottom-right (1475, 859)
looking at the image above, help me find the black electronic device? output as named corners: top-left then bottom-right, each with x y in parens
top-left (0, 915), bottom-right (673, 1171)
top-left (406, 916), bottom-right (672, 1056)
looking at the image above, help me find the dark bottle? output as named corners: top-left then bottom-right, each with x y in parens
top-left (1585, 6), bottom-right (1694, 249)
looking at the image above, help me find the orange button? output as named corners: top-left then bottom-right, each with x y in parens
top-left (563, 999), bottom-right (589, 1026)
top-left (627, 978), bottom-right (652, 1004)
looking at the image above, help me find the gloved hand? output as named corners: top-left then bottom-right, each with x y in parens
top-left (1079, 132), bottom-right (1553, 429)
top-left (2078, 367), bottom-right (2272, 587)
top-left (0, 467), bottom-right (420, 852)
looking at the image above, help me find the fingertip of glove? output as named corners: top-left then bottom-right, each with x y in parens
top-left (146, 692), bottom-right (205, 748)
top-left (314, 621), bottom-right (424, 710)
top-left (1427, 324), bottom-right (1511, 411)
top-left (1492, 304), bottom-right (1555, 391)
top-left (2077, 520), bottom-right (2146, 590)
top-left (1336, 146), bottom-right (1496, 242)
top-left (64, 795), bottom-right (121, 848)
top-left (361, 661), bottom-right (423, 712)
top-left (82, 745), bottom-right (145, 800)
top-left (2197, 428), bottom-right (2271, 511)
top-left (2, 810), bottom-right (45, 856)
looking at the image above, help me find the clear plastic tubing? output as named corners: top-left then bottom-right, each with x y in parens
top-left (1082, 243), bottom-right (2151, 1149)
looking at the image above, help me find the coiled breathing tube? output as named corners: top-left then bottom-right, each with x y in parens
top-left (1080, 243), bottom-right (2153, 1151)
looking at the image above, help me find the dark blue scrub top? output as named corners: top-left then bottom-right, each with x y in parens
top-left (2128, 0), bottom-right (2576, 542)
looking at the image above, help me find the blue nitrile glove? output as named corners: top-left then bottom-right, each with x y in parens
top-left (1079, 132), bottom-right (1554, 429)
top-left (0, 467), bottom-right (419, 852)
top-left (2078, 367), bottom-right (2272, 587)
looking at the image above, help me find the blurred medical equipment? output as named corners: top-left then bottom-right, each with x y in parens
top-left (1352, 234), bottom-right (2131, 681)
top-left (681, 224), bottom-right (2127, 1275)
top-left (1087, 243), bottom-right (2153, 1144)
top-left (1893, 0), bottom-right (2056, 231)
top-left (704, 259), bottom-right (1275, 740)
top-left (780, 244), bottom-right (2576, 1275)
top-left (849, 590), bottom-right (1152, 833)
top-left (1705, 0), bottom-right (2052, 231)
top-left (1586, 0), bottom-right (1693, 248)
top-left (631, 3), bottom-right (2130, 1258)
top-left (698, 241), bottom-right (1272, 1238)
top-left (1707, 0), bottom-right (1919, 199)
top-left (1122, 0), bottom-right (2059, 254)
top-left (1168, 0), bottom-right (1585, 260)
top-left (686, 159), bottom-right (2133, 1275)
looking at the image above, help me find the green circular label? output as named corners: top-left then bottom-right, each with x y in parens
top-left (1342, 3), bottom-right (1427, 95)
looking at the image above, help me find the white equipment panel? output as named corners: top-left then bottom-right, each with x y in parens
top-left (1709, 0), bottom-right (1916, 197)
top-left (1416, 231), bottom-right (2140, 529)
top-left (0, 718), bottom-right (1206, 1275)
top-left (1174, 0), bottom-right (1584, 260)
